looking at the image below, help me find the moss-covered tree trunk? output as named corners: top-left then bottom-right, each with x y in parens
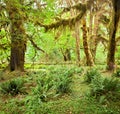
top-left (74, 22), bottom-right (81, 66)
top-left (6, 0), bottom-right (26, 71)
top-left (88, 8), bottom-right (93, 42)
top-left (89, 1), bottom-right (100, 62)
top-left (91, 14), bottom-right (99, 61)
top-left (107, 0), bottom-right (120, 71)
top-left (10, 39), bottom-right (26, 71)
top-left (82, 18), bottom-right (94, 66)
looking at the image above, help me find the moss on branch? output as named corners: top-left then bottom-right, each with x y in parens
top-left (35, 9), bottom-right (86, 30)
top-left (35, 0), bottom-right (92, 30)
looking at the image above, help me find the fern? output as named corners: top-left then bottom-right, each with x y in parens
top-left (55, 75), bottom-right (72, 94)
top-left (90, 77), bottom-right (120, 102)
top-left (0, 78), bottom-right (25, 96)
top-left (84, 69), bottom-right (101, 83)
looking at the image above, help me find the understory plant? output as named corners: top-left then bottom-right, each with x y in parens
top-left (47, 66), bottom-right (73, 94)
top-left (49, 66), bottom-right (75, 77)
top-left (84, 69), bottom-right (101, 83)
top-left (25, 75), bottom-right (55, 113)
top-left (33, 75), bottom-right (55, 102)
top-left (89, 76), bottom-right (120, 103)
top-left (50, 66), bottom-right (73, 94)
top-left (55, 74), bottom-right (72, 94)
top-left (0, 78), bottom-right (25, 96)
top-left (25, 67), bottom-right (73, 113)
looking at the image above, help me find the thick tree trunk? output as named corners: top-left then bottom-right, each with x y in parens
top-left (82, 18), bottom-right (94, 66)
top-left (107, 0), bottom-right (120, 71)
top-left (10, 40), bottom-right (26, 71)
top-left (6, 1), bottom-right (26, 71)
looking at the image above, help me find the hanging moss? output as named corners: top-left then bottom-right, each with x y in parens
top-left (35, 0), bottom-right (93, 31)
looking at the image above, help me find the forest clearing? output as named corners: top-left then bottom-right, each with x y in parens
top-left (0, 0), bottom-right (120, 114)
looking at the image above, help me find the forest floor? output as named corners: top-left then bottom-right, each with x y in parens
top-left (0, 65), bottom-right (120, 114)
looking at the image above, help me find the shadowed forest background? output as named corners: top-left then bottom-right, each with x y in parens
top-left (0, 0), bottom-right (120, 113)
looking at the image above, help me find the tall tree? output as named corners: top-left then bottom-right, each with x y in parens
top-left (82, 17), bottom-right (94, 66)
top-left (65, 0), bottom-right (81, 66)
top-left (5, 0), bottom-right (26, 71)
top-left (107, 0), bottom-right (120, 70)
top-left (89, 0), bottom-right (108, 62)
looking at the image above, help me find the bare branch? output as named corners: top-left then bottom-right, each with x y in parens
top-left (27, 34), bottom-right (45, 53)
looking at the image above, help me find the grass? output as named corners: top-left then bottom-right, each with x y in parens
top-left (0, 65), bottom-right (120, 114)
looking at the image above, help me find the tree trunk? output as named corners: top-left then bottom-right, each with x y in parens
top-left (10, 39), bottom-right (26, 71)
top-left (88, 8), bottom-right (93, 42)
top-left (89, 1), bottom-right (104, 62)
top-left (62, 48), bottom-right (71, 61)
top-left (65, 0), bottom-right (81, 66)
top-left (74, 22), bottom-right (81, 66)
top-left (82, 18), bottom-right (94, 66)
top-left (6, 1), bottom-right (26, 71)
top-left (91, 14), bottom-right (99, 61)
top-left (107, 0), bottom-right (120, 71)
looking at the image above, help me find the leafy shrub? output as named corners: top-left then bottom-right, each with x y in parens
top-left (55, 75), bottom-right (72, 94)
top-left (90, 77), bottom-right (120, 103)
top-left (25, 66), bottom-right (73, 112)
top-left (0, 78), bottom-right (25, 96)
top-left (48, 66), bottom-right (73, 94)
top-left (32, 75), bottom-right (55, 102)
top-left (25, 76), bottom-right (55, 112)
top-left (84, 69), bottom-right (101, 83)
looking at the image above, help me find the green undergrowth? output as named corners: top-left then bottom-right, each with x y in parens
top-left (0, 66), bottom-right (120, 114)
top-left (112, 68), bottom-right (120, 78)
top-left (0, 78), bottom-right (26, 96)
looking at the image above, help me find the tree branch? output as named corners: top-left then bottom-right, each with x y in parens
top-left (35, 0), bottom-right (92, 30)
top-left (27, 34), bottom-right (45, 53)
top-left (35, 9), bottom-right (86, 30)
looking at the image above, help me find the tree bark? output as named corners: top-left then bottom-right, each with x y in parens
top-left (88, 8), bottom-right (93, 42)
top-left (6, 0), bottom-right (26, 71)
top-left (10, 39), bottom-right (26, 71)
top-left (107, 0), bottom-right (120, 71)
top-left (91, 14), bottom-right (99, 61)
top-left (82, 18), bottom-right (94, 66)
top-left (74, 22), bottom-right (81, 66)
